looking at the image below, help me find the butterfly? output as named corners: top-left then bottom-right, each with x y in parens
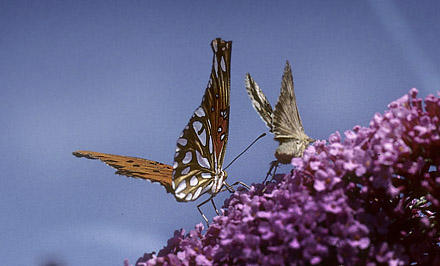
top-left (245, 61), bottom-right (314, 181)
top-left (73, 38), bottom-right (234, 220)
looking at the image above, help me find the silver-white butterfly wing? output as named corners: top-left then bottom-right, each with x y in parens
top-left (272, 61), bottom-right (313, 162)
top-left (272, 61), bottom-right (308, 139)
top-left (245, 73), bottom-right (274, 131)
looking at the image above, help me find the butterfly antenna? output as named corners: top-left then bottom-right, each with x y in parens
top-left (224, 133), bottom-right (266, 170)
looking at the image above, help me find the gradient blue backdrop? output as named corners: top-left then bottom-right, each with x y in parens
top-left (2, 1), bottom-right (440, 265)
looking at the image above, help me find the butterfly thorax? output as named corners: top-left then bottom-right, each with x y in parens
top-left (212, 169), bottom-right (228, 194)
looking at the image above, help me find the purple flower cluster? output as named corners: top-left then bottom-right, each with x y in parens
top-left (130, 89), bottom-right (440, 265)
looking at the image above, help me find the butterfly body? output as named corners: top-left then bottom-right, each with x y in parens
top-left (274, 138), bottom-right (311, 164)
top-left (73, 38), bottom-right (232, 203)
top-left (245, 61), bottom-right (313, 167)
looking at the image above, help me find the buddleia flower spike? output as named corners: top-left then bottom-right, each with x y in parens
top-left (245, 61), bottom-right (314, 182)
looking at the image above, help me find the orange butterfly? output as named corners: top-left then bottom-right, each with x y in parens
top-left (73, 39), bottom-right (233, 220)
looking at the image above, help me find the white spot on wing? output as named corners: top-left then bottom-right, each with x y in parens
top-left (196, 150), bottom-right (210, 169)
top-left (175, 181), bottom-right (187, 194)
top-left (220, 56), bottom-right (226, 72)
top-left (214, 56), bottom-right (218, 77)
top-left (193, 186), bottom-right (203, 199)
top-left (176, 192), bottom-right (185, 199)
top-left (173, 161), bottom-right (178, 169)
top-left (193, 121), bottom-right (206, 146)
top-left (193, 121), bottom-right (203, 133)
top-left (201, 172), bottom-right (212, 179)
top-left (177, 138), bottom-right (187, 146)
top-left (198, 128), bottom-right (206, 147)
top-left (172, 180), bottom-right (175, 190)
top-left (209, 135), bottom-right (213, 154)
top-left (181, 166), bottom-right (190, 175)
top-left (195, 107), bottom-right (205, 117)
top-left (185, 193), bottom-right (193, 201)
top-left (182, 152), bottom-right (192, 164)
top-left (190, 176), bottom-right (198, 187)
top-left (202, 182), bottom-right (213, 194)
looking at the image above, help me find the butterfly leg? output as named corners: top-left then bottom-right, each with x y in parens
top-left (228, 181), bottom-right (251, 190)
top-left (272, 161), bottom-right (279, 177)
top-left (263, 160), bottom-right (279, 183)
top-left (220, 181), bottom-right (251, 194)
top-left (262, 161), bottom-right (280, 193)
top-left (222, 181), bottom-right (235, 193)
top-left (210, 198), bottom-right (220, 216)
top-left (197, 195), bottom-right (216, 227)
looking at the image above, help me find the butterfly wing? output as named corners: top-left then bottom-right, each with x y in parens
top-left (72, 39), bottom-right (232, 201)
top-left (272, 61), bottom-right (309, 140)
top-left (245, 73), bottom-right (274, 131)
top-left (72, 151), bottom-right (173, 193)
top-left (172, 38), bottom-right (232, 202)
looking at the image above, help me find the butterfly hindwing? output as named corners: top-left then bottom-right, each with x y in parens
top-left (172, 38), bottom-right (232, 202)
top-left (72, 151), bottom-right (173, 193)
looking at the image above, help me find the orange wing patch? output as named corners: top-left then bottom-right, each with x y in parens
top-left (72, 151), bottom-right (173, 193)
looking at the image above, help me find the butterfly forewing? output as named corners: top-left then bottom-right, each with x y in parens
top-left (72, 151), bottom-right (173, 193)
top-left (172, 38), bottom-right (232, 202)
top-left (272, 61), bottom-right (308, 140)
top-left (245, 73), bottom-right (274, 131)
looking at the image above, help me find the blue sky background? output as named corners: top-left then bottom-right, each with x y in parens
top-left (2, 1), bottom-right (440, 265)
